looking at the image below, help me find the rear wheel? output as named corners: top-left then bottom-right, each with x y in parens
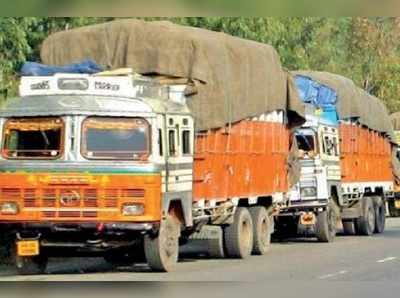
top-left (316, 202), bottom-right (338, 243)
top-left (342, 220), bottom-right (356, 235)
top-left (355, 197), bottom-right (375, 236)
top-left (249, 206), bottom-right (271, 255)
top-left (223, 207), bottom-right (253, 258)
top-left (374, 196), bottom-right (386, 234)
top-left (144, 214), bottom-right (181, 272)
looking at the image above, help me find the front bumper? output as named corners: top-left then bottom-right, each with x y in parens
top-left (6, 221), bottom-right (160, 256)
top-left (279, 198), bottom-right (329, 215)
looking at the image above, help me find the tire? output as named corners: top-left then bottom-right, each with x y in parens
top-left (144, 214), bottom-right (181, 272)
top-left (249, 206), bottom-right (271, 255)
top-left (388, 200), bottom-right (400, 217)
top-left (15, 254), bottom-right (48, 275)
top-left (207, 237), bottom-right (225, 259)
top-left (223, 207), bottom-right (253, 259)
top-left (355, 197), bottom-right (375, 236)
top-left (342, 220), bottom-right (356, 235)
top-left (316, 202), bottom-right (338, 243)
top-left (374, 196), bottom-right (386, 234)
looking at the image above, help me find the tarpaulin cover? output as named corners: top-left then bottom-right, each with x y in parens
top-left (293, 71), bottom-right (394, 141)
top-left (294, 75), bottom-right (337, 108)
top-left (21, 60), bottom-right (103, 76)
top-left (40, 19), bottom-right (305, 131)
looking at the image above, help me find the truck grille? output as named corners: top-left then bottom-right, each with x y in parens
top-left (0, 187), bottom-right (145, 219)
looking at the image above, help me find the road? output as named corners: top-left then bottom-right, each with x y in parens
top-left (1, 218), bottom-right (400, 283)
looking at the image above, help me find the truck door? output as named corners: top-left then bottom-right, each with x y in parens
top-left (165, 115), bottom-right (194, 192)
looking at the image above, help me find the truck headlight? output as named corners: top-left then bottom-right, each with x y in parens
top-left (300, 187), bottom-right (317, 198)
top-left (0, 202), bottom-right (19, 215)
top-left (122, 203), bottom-right (144, 216)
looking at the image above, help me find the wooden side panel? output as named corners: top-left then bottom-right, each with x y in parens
top-left (339, 123), bottom-right (392, 183)
top-left (193, 120), bottom-right (290, 202)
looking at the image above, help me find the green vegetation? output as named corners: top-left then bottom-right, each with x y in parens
top-left (1, 17), bottom-right (400, 111)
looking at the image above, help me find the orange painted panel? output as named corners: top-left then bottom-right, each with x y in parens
top-left (0, 173), bottom-right (161, 223)
top-left (193, 120), bottom-right (290, 202)
top-left (339, 123), bottom-right (392, 183)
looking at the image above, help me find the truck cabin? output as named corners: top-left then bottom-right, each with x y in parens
top-left (0, 73), bottom-right (194, 225)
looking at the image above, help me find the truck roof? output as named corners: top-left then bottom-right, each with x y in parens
top-left (0, 74), bottom-right (191, 117)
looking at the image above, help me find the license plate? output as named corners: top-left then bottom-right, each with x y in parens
top-left (300, 212), bottom-right (316, 226)
top-left (17, 240), bottom-right (39, 257)
top-left (395, 200), bottom-right (400, 209)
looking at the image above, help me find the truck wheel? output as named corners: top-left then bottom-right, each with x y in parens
top-left (374, 196), bottom-right (386, 234)
top-left (388, 200), bottom-right (400, 217)
top-left (315, 202), bottom-right (338, 242)
top-left (342, 220), bottom-right (356, 235)
top-left (249, 206), bottom-right (271, 255)
top-left (144, 214), bottom-right (181, 272)
top-left (223, 207), bottom-right (253, 258)
top-left (355, 197), bottom-right (375, 236)
top-left (15, 254), bottom-right (48, 275)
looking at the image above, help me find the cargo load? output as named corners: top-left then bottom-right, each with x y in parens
top-left (40, 19), bottom-right (304, 131)
top-left (293, 71), bottom-right (394, 140)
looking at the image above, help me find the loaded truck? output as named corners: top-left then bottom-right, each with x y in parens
top-left (276, 72), bottom-right (394, 242)
top-left (0, 20), bottom-right (304, 274)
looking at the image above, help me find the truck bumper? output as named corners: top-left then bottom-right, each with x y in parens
top-left (279, 199), bottom-right (329, 215)
top-left (4, 221), bottom-right (160, 256)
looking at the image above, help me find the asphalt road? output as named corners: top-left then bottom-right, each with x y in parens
top-left (1, 218), bottom-right (400, 283)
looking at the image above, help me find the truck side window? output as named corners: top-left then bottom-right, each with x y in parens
top-left (158, 129), bottom-right (163, 156)
top-left (182, 130), bottom-right (191, 155)
top-left (168, 129), bottom-right (176, 156)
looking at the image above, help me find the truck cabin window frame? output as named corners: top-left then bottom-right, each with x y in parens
top-left (296, 133), bottom-right (317, 159)
top-left (81, 117), bottom-right (150, 161)
top-left (2, 117), bottom-right (64, 160)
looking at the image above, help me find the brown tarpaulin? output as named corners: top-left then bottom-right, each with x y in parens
top-left (294, 71), bottom-right (400, 180)
top-left (293, 71), bottom-right (394, 141)
top-left (41, 19), bottom-right (305, 131)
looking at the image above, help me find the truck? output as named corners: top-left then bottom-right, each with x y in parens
top-left (276, 72), bottom-right (394, 242)
top-left (0, 20), bottom-right (305, 274)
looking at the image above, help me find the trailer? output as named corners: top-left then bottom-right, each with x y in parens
top-left (0, 20), bottom-right (305, 274)
top-left (277, 72), bottom-right (394, 242)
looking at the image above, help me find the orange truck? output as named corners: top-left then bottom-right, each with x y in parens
top-left (0, 20), bottom-right (305, 274)
top-left (277, 72), bottom-right (394, 242)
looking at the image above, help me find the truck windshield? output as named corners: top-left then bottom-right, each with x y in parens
top-left (296, 133), bottom-right (317, 158)
top-left (2, 117), bottom-right (64, 159)
top-left (82, 117), bottom-right (150, 160)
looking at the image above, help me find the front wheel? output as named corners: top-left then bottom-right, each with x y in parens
top-left (144, 215), bottom-right (181, 272)
top-left (342, 220), bottom-right (356, 235)
top-left (316, 202), bottom-right (338, 243)
top-left (388, 200), bottom-right (400, 217)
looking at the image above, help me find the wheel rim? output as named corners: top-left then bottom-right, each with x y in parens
top-left (260, 217), bottom-right (269, 247)
top-left (241, 218), bottom-right (252, 253)
top-left (367, 207), bottom-right (375, 232)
